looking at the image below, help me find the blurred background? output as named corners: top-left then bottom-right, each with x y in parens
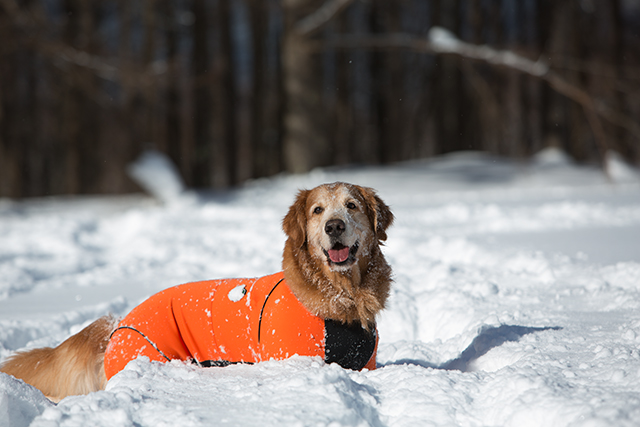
top-left (0, 0), bottom-right (639, 198)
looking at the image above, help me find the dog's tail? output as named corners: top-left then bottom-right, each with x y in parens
top-left (0, 314), bottom-right (118, 402)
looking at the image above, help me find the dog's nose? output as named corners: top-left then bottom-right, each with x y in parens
top-left (325, 219), bottom-right (346, 237)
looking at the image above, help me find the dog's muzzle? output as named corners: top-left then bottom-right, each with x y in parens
top-left (324, 241), bottom-right (359, 265)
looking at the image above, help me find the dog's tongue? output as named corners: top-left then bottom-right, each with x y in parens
top-left (328, 246), bottom-right (350, 263)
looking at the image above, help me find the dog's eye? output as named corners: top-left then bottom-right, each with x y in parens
top-left (313, 206), bottom-right (324, 214)
top-left (346, 202), bottom-right (357, 210)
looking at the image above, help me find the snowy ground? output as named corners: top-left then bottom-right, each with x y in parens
top-left (2, 149), bottom-right (640, 427)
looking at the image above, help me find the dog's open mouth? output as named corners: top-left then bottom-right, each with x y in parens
top-left (324, 242), bottom-right (359, 266)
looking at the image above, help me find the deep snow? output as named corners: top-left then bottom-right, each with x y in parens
top-left (1, 149), bottom-right (640, 427)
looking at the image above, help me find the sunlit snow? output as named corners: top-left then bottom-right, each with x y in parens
top-left (1, 149), bottom-right (640, 427)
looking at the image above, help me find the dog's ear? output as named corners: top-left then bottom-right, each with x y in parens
top-left (359, 186), bottom-right (394, 242)
top-left (283, 189), bottom-right (310, 249)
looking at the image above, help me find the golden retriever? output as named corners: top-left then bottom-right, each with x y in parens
top-left (0, 182), bottom-right (393, 402)
top-left (283, 182), bottom-right (393, 328)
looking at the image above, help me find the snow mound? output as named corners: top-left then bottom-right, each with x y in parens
top-left (0, 374), bottom-right (53, 427)
top-left (607, 150), bottom-right (640, 183)
top-left (532, 146), bottom-right (573, 168)
top-left (127, 150), bottom-right (192, 205)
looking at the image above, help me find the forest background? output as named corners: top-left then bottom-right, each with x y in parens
top-left (1, 0), bottom-right (639, 198)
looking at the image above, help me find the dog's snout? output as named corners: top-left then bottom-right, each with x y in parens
top-left (325, 219), bottom-right (346, 237)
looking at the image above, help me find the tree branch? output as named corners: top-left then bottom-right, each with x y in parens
top-left (319, 27), bottom-right (640, 149)
top-left (0, 0), bottom-right (168, 86)
top-left (425, 28), bottom-right (612, 171)
top-left (294, 0), bottom-right (356, 37)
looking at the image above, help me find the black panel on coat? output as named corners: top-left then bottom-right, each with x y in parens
top-left (324, 319), bottom-right (376, 370)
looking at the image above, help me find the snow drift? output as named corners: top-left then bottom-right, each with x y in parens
top-left (1, 150), bottom-right (640, 427)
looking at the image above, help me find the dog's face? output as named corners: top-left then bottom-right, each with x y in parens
top-left (283, 182), bottom-right (393, 272)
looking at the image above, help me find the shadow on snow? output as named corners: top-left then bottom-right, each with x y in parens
top-left (386, 324), bottom-right (562, 372)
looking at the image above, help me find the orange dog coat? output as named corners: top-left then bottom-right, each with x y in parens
top-left (104, 272), bottom-right (377, 379)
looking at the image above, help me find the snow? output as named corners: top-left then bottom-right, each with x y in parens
top-left (2, 150), bottom-right (640, 427)
top-left (428, 26), bottom-right (461, 50)
top-left (126, 150), bottom-right (192, 205)
top-left (227, 285), bottom-right (247, 302)
top-left (427, 26), bottom-right (549, 77)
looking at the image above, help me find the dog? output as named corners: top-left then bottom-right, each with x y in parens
top-left (0, 182), bottom-right (393, 402)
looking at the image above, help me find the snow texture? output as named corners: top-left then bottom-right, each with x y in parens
top-left (1, 149), bottom-right (640, 427)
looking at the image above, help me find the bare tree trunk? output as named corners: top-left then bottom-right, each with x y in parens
top-left (274, 5), bottom-right (286, 175)
top-left (248, 0), bottom-right (267, 178)
top-left (117, 0), bottom-right (141, 188)
top-left (375, 0), bottom-right (404, 163)
top-left (429, 0), bottom-right (448, 156)
top-left (568, 1), bottom-right (590, 161)
top-left (463, 0), bottom-right (499, 153)
top-left (409, 0), bottom-right (439, 158)
top-left (333, 12), bottom-right (351, 165)
top-left (0, 3), bottom-right (22, 197)
top-left (281, 0), bottom-right (330, 174)
top-left (0, 10), bottom-right (9, 196)
top-left (23, 8), bottom-right (44, 197)
top-left (24, 9), bottom-right (41, 196)
top-left (433, 0), bottom-right (468, 155)
top-left (266, 3), bottom-right (284, 176)
top-left (505, 70), bottom-right (524, 157)
top-left (61, 0), bottom-right (81, 194)
top-left (209, 0), bottom-right (237, 187)
top-left (77, 0), bottom-right (103, 194)
top-left (527, 0), bottom-right (548, 156)
top-left (369, 0), bottom-right (384, 164)
top-left (609, 0), bottom-right (634, 161)
top-left (503, 1), bottom-right (524, 158)
top-left (192, 0), bottom-right (211, 188)
top-left (349, 41), bottom-right (377, 161)
top-left (161, 0), bottom-right (183, 179)
top-left (536, 0), bottom-right (559, 151)
top-left (141, 0), bottom-right (158, 149)
top-left (489, 0), bottom-right (508, 155)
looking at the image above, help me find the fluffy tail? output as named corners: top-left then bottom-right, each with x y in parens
top-left (0, 315), bottom-right (118, 402)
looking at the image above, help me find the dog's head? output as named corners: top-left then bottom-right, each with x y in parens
top-left (283, 182), bottom-right (393, 272)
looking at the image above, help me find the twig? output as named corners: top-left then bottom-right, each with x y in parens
top-left (294, 0), bottom-right (356, 37)
top-left (0, 0), bottom-right (168, 86)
